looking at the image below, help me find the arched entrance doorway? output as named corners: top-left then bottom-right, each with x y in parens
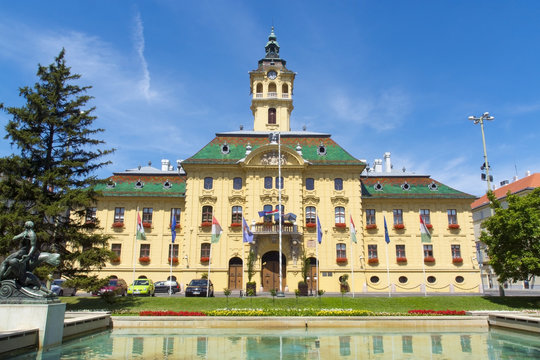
top-left (228, 257), bottom-right (243, 290)
top-left (307, 257), bottom-right (318, 295)
top-left (167, 275), bottom-right (177, 281)
top-left (261, 251), bottom-right (287, 292)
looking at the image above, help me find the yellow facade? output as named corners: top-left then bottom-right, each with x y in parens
top-left (91, 28), bottom-right (480, 294)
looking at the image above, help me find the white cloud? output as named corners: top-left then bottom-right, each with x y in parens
top-left (329, 88), bottom-right (411, 131)
top-left (133, 11), bottom-right (154, 101)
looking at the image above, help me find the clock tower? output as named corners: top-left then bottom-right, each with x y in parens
top-left (250, 27), bottom-right (295, 132)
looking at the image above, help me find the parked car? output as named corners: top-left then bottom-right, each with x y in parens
top-left (127, 279), bottom-right (155, 296)
top-left (185, 279), bottom-right (214, 297)
top-left (51, 279), bottom-right (77, 296)
top-left (154, 280), bottom-right (180, 294)
top-left (97, 278), bottom-right (127, 296)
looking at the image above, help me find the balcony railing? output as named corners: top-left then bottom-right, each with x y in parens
top-left (282, 93), bottom-right (289, 98)
top-left (256, 93), bottom-right (263, 98)
top-left (252, 223), bottom-right (299, 234)
top-left (267, 92), bottom-right (277, 98)
top-left (254, 93), bottom-right (291, 99)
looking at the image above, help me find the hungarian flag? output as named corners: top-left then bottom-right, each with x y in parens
top-left (420, 215), bottom-right (431, 243)
top-left (350, 215), bottom-right (357, 243)
top-left (136, 212), bottom-right (146, 240)
top-left (211, 216), bottom-right (222, 243)
top-left (258, 209), bottom-right (279, 217)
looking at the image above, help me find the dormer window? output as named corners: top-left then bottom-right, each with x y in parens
top-left (107, 180), bottom-right (116, 188)
top-left (135, 179), bottom-right (144, 189)
top-left (428, 182), bottom-right (439, 191)
top-left (221, 142), bottom-right (230, 154)
top-left (317, 143), bottom-right (327, 156)
top-left (268, 108), bottom-right (276, 124)
top-left (401, 182), bottom-right (410, 191)
top-left (163, 180), bottom-right (172, 189)
top-left (374, 182), bottom-right (383, 191)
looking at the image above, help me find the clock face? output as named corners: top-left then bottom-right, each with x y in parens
top-left (267, 70), bottom-right (277, 80)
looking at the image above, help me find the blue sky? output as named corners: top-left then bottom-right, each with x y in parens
top-left (1, 1), bottom-right (539, 197)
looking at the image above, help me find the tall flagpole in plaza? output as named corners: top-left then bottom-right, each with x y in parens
top-left (277, 132), bottom-right (284, 296)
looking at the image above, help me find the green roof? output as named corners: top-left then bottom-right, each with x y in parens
top-left (94, 175), bottom-right (186, 197)
top-left (183, 134), bottom-right (364, 166)
top-left (361, 176), bottom-right (475, 199)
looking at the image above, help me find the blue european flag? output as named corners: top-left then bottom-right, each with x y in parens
top-left (317, 215), bottom-right (323, 244)
top-left (384, 216), bottom-right (390, 244)
top-left (171, 215), bottom-right (177, 243)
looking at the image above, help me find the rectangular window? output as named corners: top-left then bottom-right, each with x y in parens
top-left (368, 244), bottom-right (378, 259)
top-left (142, 207), bottom-right (153, 224)
top-left (232, 206), bottom-right (242, 224)
top-left (393, 209), bottom-right (403, 225)
top-left (336, 243), bottom-right (347, 258)
top-left (86, 207), bottom-right (97, 223)
top-left (201, 243), bottom-right (211, 258)
top-left (204, 177), bottom-right (213, 190)
top-left (140, 244), bottom-right (150, 258)
top-left (451, 244), bottom-right (461, 259)
top-left (335, 207), bottom-right (345, 224)
top-left (334, 178), bottom-right (343, 191)
top-left (402, 336), bottom-right (413, 354)
top-left (171, 208), bottom-right (181, 226)
top-left (305, 178), bottom-right (314, 190)
top-left (447, 209), bottom-right (457, 225)
top-left (263, 204), bottom-right (273, 223)
top-left (111, 243), bottom-right (122, 257)
top-left (264, 176), bottom-right (272, 189)
top-left (202, 206), bottom-right (213, 223)
top-left (233, 177), bottom-right (242, 190)
top-left (305, 206), bottom-right (316, 224)
top-left (420, 209), bottom-right (431, 224)
top-left (275, 176), bottom-right (284, 189)
top-left (423, 244), bottom-right (433, 257)
top-left (275, 205), bottom-right (284, 222)
top-left (366, 209), bottom-right (376, 225)
top-left (396, 244), bottom-right (406, 258)
top-left (168, 244), bottom-right (179, 258)
top-left (114, 207), bottom-right (125, 223)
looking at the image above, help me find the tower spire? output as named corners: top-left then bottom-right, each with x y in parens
top-left (264, 26), bottom-right (280, 59)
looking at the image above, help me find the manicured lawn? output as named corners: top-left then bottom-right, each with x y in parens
top-left (62, 295), bottom-right (540, 315)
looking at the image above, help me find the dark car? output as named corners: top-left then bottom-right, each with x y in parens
top-left (185, 279), bottom-right (214, 297)
top-left (154, 280), bottom-right (181, 295)
top-left (96, 278), bottom-right (128, 296)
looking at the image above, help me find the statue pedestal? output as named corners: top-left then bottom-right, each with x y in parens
top-left (0, 303), bottom-right (66, 349)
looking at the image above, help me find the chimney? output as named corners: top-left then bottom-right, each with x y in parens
top-left (513, 175), bottom-right (519, 182)
top-left (526, 170), bottom-right (531, 177)
top-left (161, 159), bottom-right (170, 171)
top-left (384, 152), bottom-right (391, 173)
top-left (374, 159), bottom-right (383, 173)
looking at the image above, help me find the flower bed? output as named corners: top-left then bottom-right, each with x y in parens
top-left (112, 222), bottom-right (124, 228)
top-left (168, 257), bottom-right (179, 264)
top-left (306, 223), bottom-right (316, 228)
top-left (335, 223), bottom-right (346, 228)
top-left (368, 258), bottom-right (379, 265)
top-left (365, 224), bottom-right (377, 230)
top-left (205, 308), bottom-right (375, 317)
top-left (140, 311), bottom-right (206, 316)
top-left (424, 256), bottom-right (435, 263)
top-left (336, 257), bottom-right (348, 264)
top-left (393, 223), bottom-right (405, 230)
top-left (139, 256), bottom-right (150, 264)
top-left (230, 222), bottom-right (241, 227)
top-left (396, 257), bottom-right (407, 263)
top-left (200, 257), bottom-right (210, 263)
top-left (408, 309), bottom-right (466, 316)
top-left (448, 224), bottom-right (460, 229)
top-left (452, 257), bottom-right (463, 264)
top-left (201, 221), bottom-right (212, 227)
top-left (142, 222), bottom-right (152, 228)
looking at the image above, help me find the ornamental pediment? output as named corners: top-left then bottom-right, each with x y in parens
top-left (243, 144), bottom-right (305, 168)
top-left (199, 194), bottom-right (217, 205)
top-left (330, 195), bottom-right (349, 206)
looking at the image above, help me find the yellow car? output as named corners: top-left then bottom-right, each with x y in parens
top-left (127, 279), bottom-right (155, 296)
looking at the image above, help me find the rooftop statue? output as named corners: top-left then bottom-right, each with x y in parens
top-left (0, 221), bottom-right (60, 302)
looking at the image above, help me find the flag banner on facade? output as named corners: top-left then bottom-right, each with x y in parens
top-left (171, 215), bottom-right (177, 243)
top-left (420, 214), bottom-right (431, 243)
top-left (317, 215), bottom-right (323, 244)
top-left (350, 215), bottom-right (357, 243)
top-left (384, 216), bottom-right (391, 244)
top-left (242, 217), bottom-right (253, 243)
top-left (136, 212), bottom-right (146, 240)
top-left (258, 209), bottom-right (280, 217)
top-left (211, 216), bottom-right (222, 243)
top-left (281, 213), bottom-right (297, 222)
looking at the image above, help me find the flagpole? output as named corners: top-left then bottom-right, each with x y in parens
top-left (278, 132), bottom-right (283, 295)
top-left (207, 242), bottom-right (212, 298)
top-left (385, 242), bottom-right (391, 298)
top-left (350, 235), bottom-right (355, 298)
top-left (316, 211), bottom-right (319, 296)
top-left (169, 240), bottom-right (173, 296)
top-left (132, 206), bottom-right (139, 291)
top-left (242, 218), bottom-right (246, 295)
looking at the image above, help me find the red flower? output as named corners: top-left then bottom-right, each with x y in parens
top-left (396, 257), bottom-right (407, 263)
top-left (336, 257), bottom-right (348, 264)
top-left (110, 256), bottom-right (121, 263)
top-left (335, 223), bottom-right (346, 228)
top-left (393, 223), bottom-right (405, 230)
top-left (306, 223), bottom-right (316, 228)
top-left (448, 224), bottom-right (460, 229)
top-left (426, 224), bottom-right (433, 229)
top-left (140, 310), bottom-right (206, 316)
top-left (408, 309), bottom-right (466, 316)
top-left (139, 256), bottom-right (150, 263)
top-left (200, 257), bottom-right (210, 263)
top-left (112, 222), bottom-right (124, 228)
top-left (368, 258), bottom-right (379, 264)
top-left (201, 221), bottom-right (212, 227)
top-left (452, 257), bottom-right (463, 264)
top-left (230, 222), bottom-right (242, 227)
top-left (142, 222), bottom-right (152, 228)
top-left (424, 256), bottom-right (435, 263)
top-left (168, 257), bottom-right (179, 264)
top-left (169, 223), bottom-right (181, 229)
top-left (366, 224), bottom-right (377, 230)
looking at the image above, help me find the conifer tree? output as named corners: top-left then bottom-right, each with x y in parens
top-left (0, 49), bottom-right (114, 288)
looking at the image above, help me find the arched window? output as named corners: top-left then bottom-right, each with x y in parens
top-left (305, 178), bottom-right (314, 190)
top-left (335, 207), bottom-right (345, 225)
top-left (282, 83), bottom-right (288, 94)
top-left (334, 178), bottom-right (343, 191)
top-left (306, 206), bottom-right (316, 224)
top-left (233, 177), bottom-right (242, 190)
top-left (201, 243), bottom-right (211, 259)
top-left (232, 206), bottom-right (242, 224)
top-left (256, 83), bottom-right (263, 96)
top-left (204, 177), bottom-right (213, 190)
top-left (336, 243), bottom-right (347, 259)
top-left (268, 82), bottom-right (277, 93)
top-left (202, 206), bottom-right (213, 223)
top-left (268, 108), bottom-right (276, 124)
top-left (264, 176), bottom-right (273, 189)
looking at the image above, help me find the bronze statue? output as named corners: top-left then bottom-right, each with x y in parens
top-left (0, 221), bottom-right (60, 301)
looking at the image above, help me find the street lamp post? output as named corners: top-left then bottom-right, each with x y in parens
top-left (468, 112), bottom-right (494, 192)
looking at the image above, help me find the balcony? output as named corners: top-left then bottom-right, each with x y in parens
top-left (252, 223), bottom-right (300, 235)
top-left (267, 92), bottom-right (277, 98)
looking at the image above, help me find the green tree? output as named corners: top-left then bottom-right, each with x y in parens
top-left (0, 49), bottom-right (114, 289)
top-left (480, 188), bottom-right (540, 284)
